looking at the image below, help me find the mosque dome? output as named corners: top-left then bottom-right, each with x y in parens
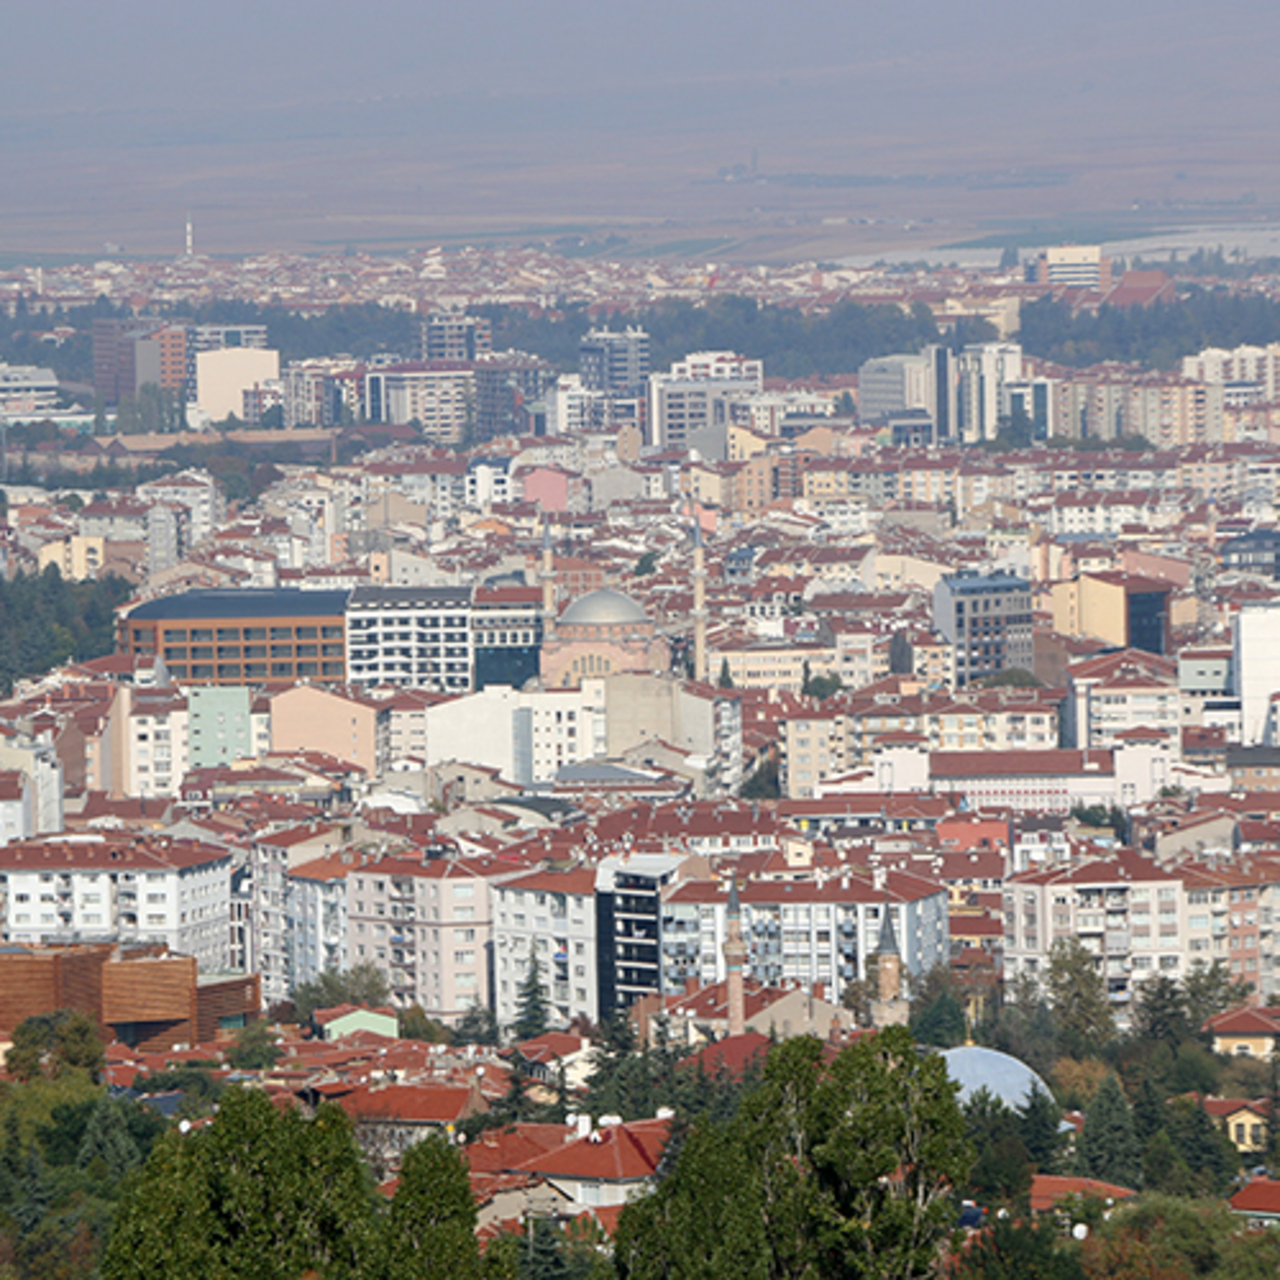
top-left (940, 1045), bottom-right (1051, 1109)
top-left (559, 589), bottom-right (649, 627)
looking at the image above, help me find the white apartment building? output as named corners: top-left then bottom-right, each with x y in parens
top-left (422, 683), bottom-right (606, 785)
top-left (287, 855), bottom-right (353, 988)
top-left (1003, 851), bottom-right (1196, 1006)
top-left (109, 687), bottom-right (189, 800)
top-left (669, 351), bottom-right (763, 388)
top-left (1235, 602), bottom-right (1280, 745)
top-left (365, 364), bottom-right (476, 446)
top-left (662, 870), bottom-right (948, 1004)
top-left (0, 836), bottom-right (231, 971)
top-left (137, 470), bottom-right (226, 548)
top-left (0, 363), bottom-right (58, 414)
top-left (492, 866), bottom-right (600, 1030)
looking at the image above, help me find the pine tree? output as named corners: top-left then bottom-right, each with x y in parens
top-left (522, 1216), bottom-right (569, 1280)
top-left (513, 957), bottom-right (551, 1042)
top-left (1076, 1074), bottom-right (1140, 1189)
top-left (1017, 1081), bottom-right (1062, 1173)
top-left (77, 1097), bottom-right (141, 1181)
top-left (1131, 1076), bottom-right (1165, 1143)
top-left (1141, 1128), bottom-right (1197, 1196)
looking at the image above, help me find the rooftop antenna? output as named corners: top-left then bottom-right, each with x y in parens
top-left (185, 213), bottom-right (194, 258)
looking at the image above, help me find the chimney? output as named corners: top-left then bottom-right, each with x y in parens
top-left (812, 980), bottom-right (825, 1003)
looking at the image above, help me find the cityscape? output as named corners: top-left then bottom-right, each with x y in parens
top-left (6, 2), bottom-right (1280, 1274)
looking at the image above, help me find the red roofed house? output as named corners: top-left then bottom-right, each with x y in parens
top-left (1029, 1174), bottom-right (1136, 1213)
top-left (1204, 1006), bottom-right (1280, 1059)
top-left (313, 1003), bottom-right (399, 1042)
top-left (1231, 1176), bottom-right (1280, 1226)
top-left (513, 1117), bottom-right (669, 1208)
top-left (337, 1081), bottom-right (487, 1171)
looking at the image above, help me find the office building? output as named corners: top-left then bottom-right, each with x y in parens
top-left (0, 363), bottom-right (59, 416)
top-left (933, 571), bottom-right (1034, 687)
top-left (956, 343), bottom-right (1023, 444)
top-left (1028, 245), bottom-right (1112, 291)
top-left (195, 347), bottom-right (280, 421)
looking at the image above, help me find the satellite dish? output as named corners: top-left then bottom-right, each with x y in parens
top-left (1072, 1223), bottom-right (1089, 1241)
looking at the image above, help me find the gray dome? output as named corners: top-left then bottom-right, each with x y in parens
top-left (940, 1046), bottom-right (1050, 1109)
top-left (559, 589), bottom-right (649, 627)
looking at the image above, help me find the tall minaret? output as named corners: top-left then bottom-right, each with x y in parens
top-left (185, 213), bottom-right (193, 257)
top-left (540, 516), bottom-right (556, 637)
top-left (692, 514), bottom-right (708, 684)
top-left (723, 878), bottom-right (747, 1037)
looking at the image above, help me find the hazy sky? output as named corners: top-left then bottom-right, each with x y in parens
top-left (4, 1), bottom-right (1280, 254)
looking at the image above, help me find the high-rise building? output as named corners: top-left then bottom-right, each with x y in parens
top-left (933, 571), bottom-right (1034, 687)
top-left (472, 351), bottom-right (555, 440)
top-left (421, 313), bottom-right (491, 362)
top-left (956, 343), bottom-right (1023, 444)
top-left (580, 326), bottom-right (650, 395)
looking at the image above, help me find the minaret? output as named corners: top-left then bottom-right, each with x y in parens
top-left (185, 213), bottom-right (193, 257)
top-left (540, 516), bottom-right (556, 637)
top-left (869, 894), bottom-right (909, 1028)
top-left (723, 878), bottom-right (747, 1037)
top-left (692, 515), bottom-right (708, 684)
top-left (876, 897), bottom-right (902, 1005)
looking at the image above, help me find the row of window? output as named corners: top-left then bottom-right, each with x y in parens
top-left (160, 625), bottom-right (342, 642)
top-left (165, 644), bottom-right (343, 660)
top-left (168, 661), bottom-right (344, 680)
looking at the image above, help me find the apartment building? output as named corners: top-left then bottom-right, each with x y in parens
top-left (364, 362), bottom-right (476, 445)
top-left (1005, 850), bottom-right (1280, 1007)
top-left (1065, 649), bottom-right (1179, 749)
top-left (492, 866), bottom-right (600, 1030)
top-left (346, 854), bottom-right (518, 1020)
top-left (662, 867), bottom-right (948, 1004)
top-left (287, 854), bottom-right (354, 987)
top-left (0, 836), bottom-right (232, 972)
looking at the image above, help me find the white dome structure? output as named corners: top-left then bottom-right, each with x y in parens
top-left (940, 1045), bottom-right (1050, 1109)
top-left (558, 589), bottom-right (649, 627)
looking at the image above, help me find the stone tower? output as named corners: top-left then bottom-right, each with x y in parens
top-left (723, 878), bottom-right (748, 1037)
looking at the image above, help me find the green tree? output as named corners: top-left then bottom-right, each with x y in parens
top-left (521, 1216), bottom-right (569, 1280)
top-left (717, 658), bottom-right (734, 689)
top-left (964, 1089), bottom-right (1032, 1206)
top-left (399, 1005), bottom-right (450, 1043)
top-left (738, 756), bottom-right (780, 799)
top-left (1163, 1097), bottom-right (1239, 1196)
top-left (1132, 974), bottom-right (1191, 1050)
top-left (224, 1019), bottom-right (281, 1071)
top-left (378, 1134), bottom-right (481, 1280)
top-left (453, 1003), bottom-right (501, 1047)
top-left (5, 1011), bottom-right (104, 1082)
top-left (615, 1027), bottom-right (972, 1280)
top-left (77, 1097), bottom-right (141, 1181)
top-left (1017, 1082), bottom-right (1063, 1174)
top-left (633, 551), bottom-right (657, 577)
top-left (1046, 938), bottom-right (1114, 1057)
top-left (912, 991), bottom-right (966, 1047)
top-left (513, 958), bottom-right (551, 1042)
top-left (293, 962), bottom-right (393, 1022)
top-left (1183, 958), bottom-right (1252, 1034)
top-left (1076, 1074), bottom-right (1140, 1189)
top-left (103, 1088), bottom-right (378, 1280)
top-left (1141, 1127), bottom-right (1197, 1196)
top-left (951, 1215), bottom-right (1086, 1280)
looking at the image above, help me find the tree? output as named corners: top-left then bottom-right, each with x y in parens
top-left (377, 1134), bottom-right (481, 1280)
top-left (717, 658), bottom-right (734, 689)
top-left (615, 1027), bottom-right (972, 1280)
top-left (1017, 1082), bottom-right (1063, 1174)
top-left (453, 1003), bottom-right (501, 1047)
top-left (513, 958), bottom-right (551, 1042)
top-left (1076, 1074), bottom-right (1140, 1189)
top-left (912, 991), bottom-right (966, 1047)
top-left (224, 1019), bottom-right (281, 1071)
top-left (633, 551), bottom-right (657, 577)
top-left (951, 1215), bottom-right (1086, 1280)
top-left (1046, 938), bottom-right (1114, 1057)
top-left (1141, 1128), bottom-right (1197, 1196)
top-left (292, 962), bottom-right (392, 1022)
top-left (102, 1088), bottom-right (379, 1280)
top-left (5, 1010), bottom-right (104, 1082)
top-left (399, 1005), bottom-right (449, 1043)
top-left (1183, 958), bottom-right (1252, 1033)
top-left (964, 1090), bottom-right (1032, 1206)
top-left (738, 755), bottom-right (780, 799)
top-left (77, 1097), bottom-right (141, 1181)
top-left (1131, 974), bottom-right (1190, 1050)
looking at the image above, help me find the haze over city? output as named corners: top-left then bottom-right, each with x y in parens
top-left (5, 0), bottom-right (1280, 259)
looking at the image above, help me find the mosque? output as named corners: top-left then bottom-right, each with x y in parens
top-left (539, 587), bottom-right (671, 688)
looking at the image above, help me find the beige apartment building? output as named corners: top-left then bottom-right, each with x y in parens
top-left (270, 684), bottom-right (390, 779)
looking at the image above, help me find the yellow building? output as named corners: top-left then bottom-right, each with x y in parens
top-left (38, 534), bottom-right (106, 582)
